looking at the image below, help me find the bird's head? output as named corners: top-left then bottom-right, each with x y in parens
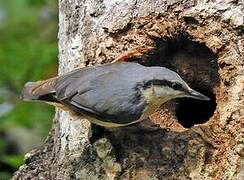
top-left (141, 67), bottom-right (210, 103)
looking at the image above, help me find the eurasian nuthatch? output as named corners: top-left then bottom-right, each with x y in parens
top-left (22, 62), bottom-right (209, 128)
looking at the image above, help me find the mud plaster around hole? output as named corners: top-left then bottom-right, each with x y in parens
top-left (138, 33), bottom-right (219, 130)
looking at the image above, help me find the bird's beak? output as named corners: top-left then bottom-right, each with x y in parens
top-left (187, 89), bottom-right (210, 101)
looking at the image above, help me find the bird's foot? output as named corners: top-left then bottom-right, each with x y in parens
top-left (111, 45), bottom-right (155, 63)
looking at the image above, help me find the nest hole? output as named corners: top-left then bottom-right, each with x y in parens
top-left (176, 88), bottom-right (217, 128)
top-left (138, 32), bottom-right (220, 128)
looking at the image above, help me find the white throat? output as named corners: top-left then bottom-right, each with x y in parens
top-left (141, 85), bottom-right (173, 118)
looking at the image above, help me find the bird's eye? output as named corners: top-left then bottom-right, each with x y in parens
top-left (172, 83), bottom-right (183, 90)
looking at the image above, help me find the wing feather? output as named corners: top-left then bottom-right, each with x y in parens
top-left (55, 63), bottom-right (146, 124)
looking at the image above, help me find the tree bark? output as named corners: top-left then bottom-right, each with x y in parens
top-left (13, 0), bottom-right (243, 179)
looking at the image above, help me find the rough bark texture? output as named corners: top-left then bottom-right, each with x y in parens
top-left (13, 0), bottom-right (243, 179)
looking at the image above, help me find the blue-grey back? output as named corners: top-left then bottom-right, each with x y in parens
top-left (54, 62), bottom-right (181, 123)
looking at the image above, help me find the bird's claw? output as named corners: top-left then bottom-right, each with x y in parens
top-left (112, 46), bottom-right (155, 63)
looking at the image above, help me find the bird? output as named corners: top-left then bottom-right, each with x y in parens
top-left (22, 62), bottom-right (209, 128)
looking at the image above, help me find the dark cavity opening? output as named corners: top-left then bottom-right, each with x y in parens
top-left (135, 32), bottom-right (220, 128)
top-left (176, 89), bottom-right (217, 128)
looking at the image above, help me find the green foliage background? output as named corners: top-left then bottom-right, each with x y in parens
top-left (0, 0), bottom-right (57, 178)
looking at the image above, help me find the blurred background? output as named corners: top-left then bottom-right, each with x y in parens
top-left (0, 0), bottom-right (57, 179)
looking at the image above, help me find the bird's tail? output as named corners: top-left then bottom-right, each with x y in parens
top-left (21, 77), bottom-right (58, 102)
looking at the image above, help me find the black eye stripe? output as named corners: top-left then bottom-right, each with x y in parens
top-left (142, 79), bottom-right (172, 89)
top-left (172, 82), bottom-right (183, 91)
top-left (139, 79), bottom-right (185, 91)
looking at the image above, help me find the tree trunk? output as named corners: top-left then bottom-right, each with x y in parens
top-left (13, 0), bottom-right (243, 179)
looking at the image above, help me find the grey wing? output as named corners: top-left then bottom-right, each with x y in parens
top-left (55, 65), bottom-right (108, 100)
top-left (55, 65), bottom-right (146, 124)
